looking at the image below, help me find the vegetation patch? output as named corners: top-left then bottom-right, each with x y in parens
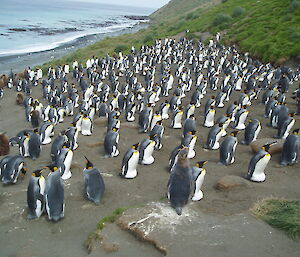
top-left (251, 198), bottom-right (300, 240)
top-left (84, 207), bottom-right (128, 254)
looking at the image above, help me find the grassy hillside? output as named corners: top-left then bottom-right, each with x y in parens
top-left (41, 0), bottom-right (300, 70)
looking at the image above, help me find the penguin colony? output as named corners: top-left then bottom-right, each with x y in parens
top-left (0, 34), bottom-right (299, 219)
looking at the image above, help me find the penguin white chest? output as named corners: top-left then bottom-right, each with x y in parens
top-left (172, 112), bottom-right (183, 129)
top-left (192, 170), bottom-right (205, 201)
top-left (204, 110), bottom-right (215, 128)
top-left (251, 154), bottom-right (271, 182)
top-left (61, 150), bottom-right (73, 180)
top-left (81, 118), bottom-right (93, 136)
top-left (124, 151), bottom-right (139, 178)
top-left (235, 112), bottom-right (248, 130)
top-left (141, 142), bottom-right (155, 165)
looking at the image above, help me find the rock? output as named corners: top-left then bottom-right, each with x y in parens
top-left (215, 175), bottom-right (251, 191)
top-left (250, 138), bottom-right (284, 155)
top-left (116, 202), bottom-right (199, 256)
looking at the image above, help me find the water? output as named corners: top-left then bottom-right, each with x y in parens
top-left (0, 0), bottom-right (153, 57)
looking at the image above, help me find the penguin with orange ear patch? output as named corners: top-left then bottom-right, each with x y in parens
top-left (219, 131), bottom-right (239, 165)
top-left (246, 142), bottom-right (276, 182)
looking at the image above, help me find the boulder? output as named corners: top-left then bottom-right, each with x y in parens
top-left (215, 175), bottom-right (251, 191)
top-left (250, 138), bottom-right (284, 155)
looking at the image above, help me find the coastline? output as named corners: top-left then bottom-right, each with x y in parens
top-left (0, 22), bottom-right (148, 75)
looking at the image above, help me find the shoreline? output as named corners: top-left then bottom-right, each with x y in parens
top-left (0, 22), bottom-right (148, 75)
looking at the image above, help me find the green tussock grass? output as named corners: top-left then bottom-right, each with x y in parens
top-left (84, 207), bottom-right (128, 253)
top-left (251, 198), bottom-right (300, 240)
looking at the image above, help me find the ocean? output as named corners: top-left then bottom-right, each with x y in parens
top-left (0, 0), bottom-right (153, 74)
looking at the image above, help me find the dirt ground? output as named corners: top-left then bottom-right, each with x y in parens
top-left (0, 47), bottom-right (299, 257)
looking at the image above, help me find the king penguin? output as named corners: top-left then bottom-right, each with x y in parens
top-left (104, 127), bottom-right (120, 157)
top-left (204, 124), bottom-right (224, 150)
top-left (27, 169), bottom-right (45, 219)
top-left (280, 129), bottom-right (299, 166)
top-left (45, 165), bottom-right (65, 222)
top-left (40, 121), bottom-right (54, 145)
top-left (241, 119), bottom-right (261, 145)
top-left (56, 146), bottom-right (73, 180)
top-left (1, 155), bottom-right (26, 184)
top-left (167, 148), bottom-right (191, 215)
top-left (139, 135), bottom-right (156, 165)
top-left (81, 114), bottom-right (93, 136)
top-left (83, 157), bottom-right (105, 204)
top-left (120, 143), bottom-right (140, 179)
top-left (191, 161), bottom-right (207, 201)
top-left (246, 142), bottom-right (276, 182)
top-left (219, 131), bottom-right (239, 165)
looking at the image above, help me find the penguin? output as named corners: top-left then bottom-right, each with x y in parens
top-left (149, 120), bottom-right (164, 150)
top-left (104, 127), bottom-right (120, 157)
top-left (275, 113), bottom-right (295, 139)
top-left (51, 133), bottom-right (67, 163)
top-left (191, 161), bottom-right (207, 201)
top-left (0, 155), bottom-right (12, 178)
top-left (204, 124), bottom-right (224, 150)
top-left (159, 100), bottom-right (170, 120)
top-left (73, 113), bottom-right (83, 132)
top-left (83, 157), bottom-right (105, 204)
top-left (81, 114), bottom-right (93, 136)
top-left (56, 146), bottom-right (73, 180)
top-left (280, 129), bottom-right (299, 166)
top-left (168, 145), bottom-right (183, 172)
top-left (65, 125), bottom-right (79, 150)
top-left (19, 133), bottom-right (30, 157)
top-left (241, 119), bottom-right (261, 145)
top-left (27, 169), bottom-right (45, 219)
top-left (182, 131), bottom-right (197, 159)
top-left (125, 103), bottom-right (136, 122)
top-left (0, 132), bottom-right (10, 156)
top-left (233, 106), bottom-right (248, 130)
top-left (30, 110), bottom-right (40, 128)
top-left (167, 148), bottom-right (191, 215)
top-left (226, 101), bottom-right (239, 121)
top-left (184, 102), bottom-right (195, 120)
top-left (203, 106), bottom-right (215, 128)
top-left (40, 121), bottom-right (54, 145)
top-left (246, 142), bottom-right (276, 182)
top-left (183, 114), bottom-right (196, 137)
top-left (1, 155), bottom-right (26, 184)
top-left (219, 131), bottom-right (239, 165)
top-left (28, 129), bottom-right (41, 160)
top-left (45, 166), bottom-right (65, 222)
top-left (16, 92), bottom-right (24, 105)
top-left (138, 104), bottom-right (153, 133)
top-left (139, 135), bottom-right (156, 165)
top-left (120, 143), bottom-right (139, 179)
top-left (215, 91), bottom-right (226, 108)
top-left (98, 102), bottom-right (109, 117)
top-left (171, 107), bottom-right (183, 129)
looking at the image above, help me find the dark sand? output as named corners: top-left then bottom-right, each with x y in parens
top-left (0, 50), bottom-right (300, 257)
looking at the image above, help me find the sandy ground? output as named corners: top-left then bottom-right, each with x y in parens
top-left (0, 54), bottom-right (299, 257)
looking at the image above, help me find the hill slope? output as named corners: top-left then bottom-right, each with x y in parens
top-left (42, 0), bottom-right (300, 69)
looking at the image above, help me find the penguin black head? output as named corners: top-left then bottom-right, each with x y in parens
top-left (195, 160), bottom-right (207, 168)
top-left (288, 112), bottom-right (296, 117)
top-left (112, 127), bottom-right (119, 132)
top-left (149, 134), bottom-right (157, 140)
top-left (189, 114), bottom-right (195, 119)
top-left (33, 128), bottom-right (39, 134)
top-left (84, 156), bottom-right (94, 169)
top-left (132, 143), bottom-right (140, 150)
top-left (262, 141), bottom-right (277, 152)
top-left (233, 101), bottom-right (238, 105)
top-left (156, 120), bottom-right (163, 125)
top-left (188, 130), bottom-right (196, 135)
top-left (45, 165), bottom-right (58, 172)
top-left (31, 168), bottom-right (43, 177)
top-left (292, 128), bottom-right (299, 135)
top-left (218, 123), bottom-right (224, 127)
top-left (231, 130), bottom-right (239, 137)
